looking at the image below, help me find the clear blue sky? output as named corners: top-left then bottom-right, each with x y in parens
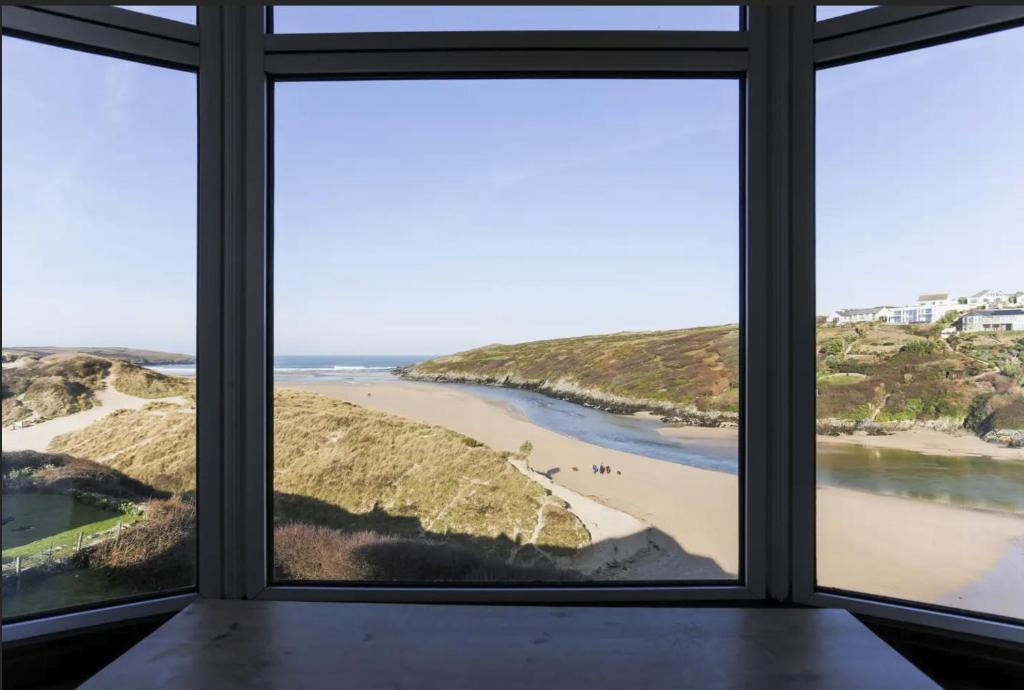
top-left (2, 15), bottom-right (1021, 356)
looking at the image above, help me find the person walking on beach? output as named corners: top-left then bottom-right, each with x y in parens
top-left (592, 465), bottom-right (598, 474)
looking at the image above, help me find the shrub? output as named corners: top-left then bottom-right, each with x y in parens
top-left (73, 496), bottom-right (195, 590)
top-left (273, 524), bottom-right (577, 583)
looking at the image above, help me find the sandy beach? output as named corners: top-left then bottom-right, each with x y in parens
top-left (816, 428), bottom-right (1024, 461)
top-left (657, 421), bottom-right (1024, 461)
top-left (284, 379), bottom-right (1024, 617)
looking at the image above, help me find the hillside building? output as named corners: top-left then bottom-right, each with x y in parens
top-left (954, 309), bottom-right (1024, 333)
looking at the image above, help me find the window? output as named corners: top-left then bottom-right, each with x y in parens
top-left (1, 38), bottom-right (197, 620)
top-left (816, 28), bottom-right (1024, 621)
top-left (117, 6), bottom-right (196, 24)
top-left (271, 5), bottom-right (740, 33)
top-left (271, 79), bottom-right (741, 585)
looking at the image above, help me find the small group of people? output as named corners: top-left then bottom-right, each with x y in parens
top-left (592, 464), bottom-right (615, 475)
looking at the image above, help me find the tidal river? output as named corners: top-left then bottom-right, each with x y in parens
top-left (454, 383), bottom-right (1024, 515)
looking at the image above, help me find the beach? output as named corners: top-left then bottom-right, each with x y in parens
top-left (284, 378), bottom-right (1024, 617)
top-left (658, 422), bottom-right (1024, 461)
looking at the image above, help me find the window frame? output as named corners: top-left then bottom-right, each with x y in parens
top-left (2, 3), bottom-right (1022, 648)
top-left (257, 8), bottom-right (766, 604)
top-left (793, 4), bottom-right (1024, 645)
top-left (0, 5), bottom-right (203, 642)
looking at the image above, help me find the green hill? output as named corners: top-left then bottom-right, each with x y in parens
top-left (403, 323), bottom-right (1023, 439)
top-left (816, 323), bottom-right (1023, 437)
top-left (402, 326), bottom-right (741, 426)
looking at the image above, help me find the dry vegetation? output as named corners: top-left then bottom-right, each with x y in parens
top-left (404, 326), bottom-right (740, 424)
top-left (273, 389), bottom-right (590, 562)
top-left (71, 496), bottom-right (196, 592)
top-left (2, 450), bottom-right (166, 501)
top-left (111, 360), bottom-right (194, 399)
top-left (274, 525), bottom-right (576, 582)
top-left (49, 401), bottom-right (197, 494)
top-left (2, 355), bottom-right (111, 425)
top-left (41, 388), bottom-right (590, 574)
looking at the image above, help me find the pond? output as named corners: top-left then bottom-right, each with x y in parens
top-left (2, 493), bottom-right (121, 551)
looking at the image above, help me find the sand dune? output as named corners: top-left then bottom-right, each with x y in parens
top-left (285, 379), bottom-right (1024, 617)
top-left (1, 375), bottom-right (186, 453)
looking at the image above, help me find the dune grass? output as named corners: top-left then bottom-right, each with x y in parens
top-left (44, 389), bottom-right (590, 561)
top-left (111, 361), bottom-right (194, 399)
top-left (49, 402), bottom-right (197, 494)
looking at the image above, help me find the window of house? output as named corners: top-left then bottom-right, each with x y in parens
top-left (1, 37), bottom-right (197, 621)
top-left (270, 6), bottom-right (741, 33)
top-left (270, 78), bottom-right (742, 585)
top-left (815, 27), bottom-right (1024, 621)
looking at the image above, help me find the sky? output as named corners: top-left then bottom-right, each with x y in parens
top-left (2, 10), bottom-right (1021, 356)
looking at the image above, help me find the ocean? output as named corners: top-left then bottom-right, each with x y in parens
top-left (148, 354), bottom-right (433, 383)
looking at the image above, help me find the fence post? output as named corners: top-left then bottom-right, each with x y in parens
top-left (77, 531), bottom-right (84, 552)
top-left (15, 555), bottom-right (21, 576)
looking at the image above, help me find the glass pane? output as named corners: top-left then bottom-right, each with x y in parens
top-left (273, 79), bottom-right (740, 584)
top-left (2, 38), bottom-right (197, 620)
top-left (816, 29), bottom-right (1024, 620)
top-left (272, 6), bottom-right (740, 33)
top-left (117, 5), bottom-right (196, 24)
top-left (816, 6), bottom-right (876, 21)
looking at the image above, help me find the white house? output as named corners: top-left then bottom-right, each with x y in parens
top-left (955, 309), bottom-right (1024, 333)
top-left (887, 293), bottom-right (960, 325)
top-left (828, 306), bottom-right (889, 325)
top-left (966, 289), bottom-right (1020, 308)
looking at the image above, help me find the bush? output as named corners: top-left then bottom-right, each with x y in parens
top-left (273, 524), bottom-right (577, 583)
top-left (73, 496), bottom-right (195, 590)
top-left (899, 340), bottom-right (940, 357)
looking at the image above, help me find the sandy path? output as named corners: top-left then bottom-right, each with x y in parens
top-left (1, 376), bottom-right (186, 453)
top-left (286, 379), bottom-right (1024, 615)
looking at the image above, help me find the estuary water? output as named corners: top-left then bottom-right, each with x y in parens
top-left (455, 383), bottom-right (1024, 514)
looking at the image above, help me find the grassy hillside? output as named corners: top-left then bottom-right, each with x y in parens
top-left (111, 360), bottom-right (194, 399)
top-left (2, 347), bottom-right (193, 365)
top-left (44, 390), bottom-right (590, 563)
top-left (816, 323), bottom-right (1023, 436)
top-left (49, 401), bottom-right (197, 493)
top-left (404, 323), bottom-right (1023, 438)
top-left (403, 326), bottom-right (740, 425)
